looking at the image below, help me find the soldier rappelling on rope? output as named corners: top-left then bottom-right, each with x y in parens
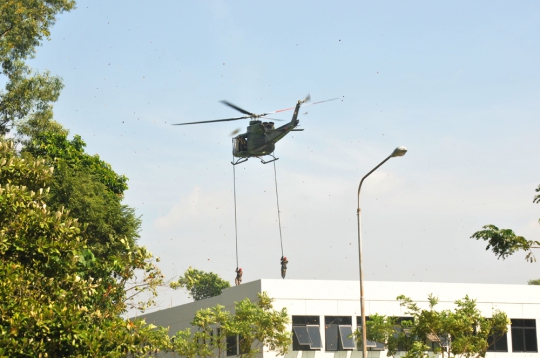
top-left (235, 267), bottom-right (243, 285)
top-left (280, 257), bottom-right (288, 279)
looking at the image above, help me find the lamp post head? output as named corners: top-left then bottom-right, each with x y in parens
top-left (391, 146), bottom-right (407, 157)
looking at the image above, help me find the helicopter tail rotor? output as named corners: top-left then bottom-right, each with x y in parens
top-left (302, 94), bottom-right (311, 104)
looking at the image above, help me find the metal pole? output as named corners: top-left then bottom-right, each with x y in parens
top-left (357, 154), bottom-right (392, 358)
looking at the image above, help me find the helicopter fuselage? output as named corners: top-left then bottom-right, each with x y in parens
top-left (173, 95), bottom-right (336, 165)
top-left (232, 100), bottom-right (303, 160)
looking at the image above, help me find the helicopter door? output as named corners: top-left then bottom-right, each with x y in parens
top-left (233, 136), bottom-right (248, 154)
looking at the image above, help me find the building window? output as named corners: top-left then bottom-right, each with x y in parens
top-left (226, 336), bottom-right (238, 356)
top-left (226, 335), bottom-right (250, 356)
top-left (395, 317), bottom-right (414, 351)
top-left (238, 335), bottom-right (250, 355)
top-left (292, 316), bottom-right (322, 351)
top-left (325, 316), bottom-right (355, 351)
top-left (487, 331), bottom-right (508, 352)
top-left (427, 333), bottom-right (451, 352)
top-left (226, 335), bottom-right (237, 356)
top-left (357, 316), bottom-right (413, 351)
top-left (356, 316), bottom-right (385, 351)
top-left (511, 319), bottom-right (538, 352)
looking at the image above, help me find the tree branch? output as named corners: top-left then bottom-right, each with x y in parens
top-left (0, 24), bottom-right (13, 39)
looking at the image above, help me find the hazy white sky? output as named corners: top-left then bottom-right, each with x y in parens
top-left (30, 1), bottom-right (540, 312)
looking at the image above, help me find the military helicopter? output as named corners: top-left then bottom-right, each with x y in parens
top-left (172, 95), bottom-right (338, 165)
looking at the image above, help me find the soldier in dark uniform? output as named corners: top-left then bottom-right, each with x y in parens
top-left (235, 267), bottom-right (243, 286)
top-left (280, 257), bottom-right (288, 279)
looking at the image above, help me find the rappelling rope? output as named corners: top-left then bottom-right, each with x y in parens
top-left (273, 159), bottom-right (284, 258)
top-left (232, 159), bottom-right (239, 269)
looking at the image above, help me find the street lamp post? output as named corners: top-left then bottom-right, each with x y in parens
top-left (357, 146), bottom-right (407, 358)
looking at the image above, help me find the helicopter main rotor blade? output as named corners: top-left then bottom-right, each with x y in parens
top-left (221, 100), bottom-right (293, 119)
top-left (172, 97), bottom-right (340, 126)
top-left (171, 116), bottom-right (249, 126)
top-left (220, 100), bottom-right (255, 116)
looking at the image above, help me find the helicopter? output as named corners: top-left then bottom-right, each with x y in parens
top-left (172, 95), bottom-right (338, 165)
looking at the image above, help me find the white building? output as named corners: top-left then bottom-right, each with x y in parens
top-left (137, 280), bottom-right (540, 357)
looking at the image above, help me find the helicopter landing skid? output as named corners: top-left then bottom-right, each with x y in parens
top-left (258, 154), bottom-right (279, 164)
top-left (231, 157), bottom-right (249, 166)
top-left (231, 154), bottom-right (279, 165)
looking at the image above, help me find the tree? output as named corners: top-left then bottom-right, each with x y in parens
top-left (471, 224), bottom-right (540, 263)
top-left (471, 185), bottom-right (540, 280)
top-left (21, 130), bottom-right (140, 261)
top-left (171, 292), bottom-right (291, 358)
top-left (0, 139), bottom-right (172, 356)
top-left (358, 294), bottom-right (510, 358)
top-left (0, 0), bottom-right (75, 134)
top-left (175, 267), bottom-right (232, 301)
top-left (18, 126), bottom-right (169, 313)
top-left (0, 1), bottom-right (178, 353)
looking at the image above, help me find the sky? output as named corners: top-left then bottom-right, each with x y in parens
top-left (28, 1), bottom-right (540, 313)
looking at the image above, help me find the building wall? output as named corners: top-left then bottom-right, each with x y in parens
top-left (135, 280), bottom-right (540, 358)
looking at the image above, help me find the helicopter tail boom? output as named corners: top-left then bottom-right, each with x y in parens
top-left (262, 100), bottom-right (304, 144)
top-left (289, 100), bottom-right (302, 125)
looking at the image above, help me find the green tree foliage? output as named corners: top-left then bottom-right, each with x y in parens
top-left (171, 292), bottom-right (291, 358)
top-left (22, 131), bottom-right (139, 261)
top-left (176, 267), bottom-right (232, 301)
top-left (528, 279), bottom-right (540, 285)
top-left (471, 225), bottom-right (539, 263)
top-left (0, 139), bottom-right (171, 356)
top-left (358, 294), bottom-right (510, 358)
top-left (471, 185), bottom-right (540, 283)
top-left (0, 0), bottom-right (75, 134)
top-left (20, 128), bottom-right (168, 313)
top-left (24, 132), bottom-right (128, 194)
